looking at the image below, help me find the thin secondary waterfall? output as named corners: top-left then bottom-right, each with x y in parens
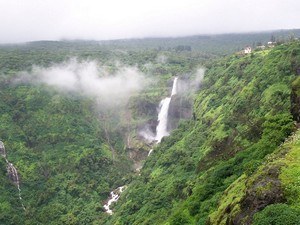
top-left (0, 141), bottom-right (26, 211)
top-left (155, 77), bottom-right (178, 143)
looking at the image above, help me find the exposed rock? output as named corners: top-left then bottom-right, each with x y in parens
top-left (7, 163), bottom-right (20, 185)
top-left (232, 165), bottom-right (286, 225)
top-left (208, 163), bottom-right (286, 225)
top-left (126, 139), bottom-right (151, 171)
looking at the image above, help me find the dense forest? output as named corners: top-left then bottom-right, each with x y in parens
top-left (108, 40), bottom-right (300, 225)
top-left (0, 30), bottom-right (300, 225)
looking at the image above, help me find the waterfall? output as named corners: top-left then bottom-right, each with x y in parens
top-left (155, 77), bottom-right (178, 143)
top-left (155, 97), bottom-right (171, 142)
top-left (0, 141), bottom-right (26, 211)
top-left (103, 78), bottom-right (178, 212)
top-left (171, 77), bottom-right (178, 96)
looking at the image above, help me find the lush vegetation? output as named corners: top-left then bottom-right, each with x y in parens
top-left (108, 41), bottom-right (300, 225)
top-left (0, 36), bottom-right (206, 224)
top-left (0, 82), bottom-right (135, 224)
top-left (0, 30), bottom-right (300, 225)
top-left (253, 203), bottom-right (300, 225)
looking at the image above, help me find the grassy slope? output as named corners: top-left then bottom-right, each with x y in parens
top-left (109, 41), bottom-right (300, 225)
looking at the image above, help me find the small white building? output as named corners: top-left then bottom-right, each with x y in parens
top-left (244, 46), bottom-right (252, 54)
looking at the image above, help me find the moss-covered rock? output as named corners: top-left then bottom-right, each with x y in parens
top-left (208, 175), bottom-right (246, 225)
top-left (209, 130), bottom-right (300, 225)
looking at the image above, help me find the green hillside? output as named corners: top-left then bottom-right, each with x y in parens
top-left (0, 33), bottom-right (300, 225)
top-left (108, 41), bottom-right (300, 225)
top-left (0, 83), bottom-right (133, 224)
top-left (0, 36), bottom-right (202, 224)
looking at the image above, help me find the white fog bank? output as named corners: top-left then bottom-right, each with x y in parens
top-left (17, 60), bottom-right (149, 106)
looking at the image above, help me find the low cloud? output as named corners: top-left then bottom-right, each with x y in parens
top-left (177, 67), bottom-right (205, 94)
top-left (193, 68), bottom-right (205, 89)
top-left (139, 124), bottom-right (156, 143)
top-left (17, 59), bottom-right (148, 106)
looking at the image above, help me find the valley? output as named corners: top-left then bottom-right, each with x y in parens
top-left (0, 30), bottom-right (300, 225)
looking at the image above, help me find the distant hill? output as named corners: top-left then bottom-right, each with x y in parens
top-left (1, 29), bottom-right (300, 56)
top-left (100, 29), bottom-right (300, 53)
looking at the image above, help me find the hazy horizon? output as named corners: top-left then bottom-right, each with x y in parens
top-left (10, 28), bottom-right (300, 44)
top-left (0, 0), bottom-right (299, 44)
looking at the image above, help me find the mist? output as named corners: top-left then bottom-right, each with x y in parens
top-left (139, 68), bottom-right (205, 142)
top-left (194, 68), bottom-right (205, 85)
top-left (0, 0), bottom-right (299, 43)
top-left (139, 124), bottom-right (156, 143)
top-left (17, 60), bottom-right (149, 106)
top-left (177, 68), bottom-right (205, 95)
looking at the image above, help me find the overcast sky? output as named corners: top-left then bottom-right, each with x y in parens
top-left (0, 0), bottom-right (299, 43)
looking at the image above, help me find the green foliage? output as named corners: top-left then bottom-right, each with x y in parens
top-left (0, 82), bottom-right (133, 224)
top-left (1, 37), bottom-right (300, 225)
top-left (208, 175), bottom-right (246, 225)
top-left (252, 204), bottom-right (300, 225)
top-left (279, 132), bottom-right (300, 209)
top-left (169, 210), bottom-right (193, 225)
top-left (109, 41), bottom-right (300, 224)
top-left (0, 37), bottom-right (210, 224)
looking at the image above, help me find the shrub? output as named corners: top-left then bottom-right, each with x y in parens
top-left (252, 204), bottom-right (300, 225)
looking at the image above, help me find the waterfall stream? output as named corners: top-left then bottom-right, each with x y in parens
top-left (103, 186), bottom-right (125, 215)
top-left (155, 77), bottom-right (178, 142)
top-left (155, 97), bottom-right (171, 142)
top-left (103, 78), bottom-right (178, 214)
top-left (0, 141), bottom-right (26, 211)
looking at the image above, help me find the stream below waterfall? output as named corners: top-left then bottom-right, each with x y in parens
top-left (103, 186), bottom-right (126, 215)
top-left (103, 78), bottom-right (178, 214)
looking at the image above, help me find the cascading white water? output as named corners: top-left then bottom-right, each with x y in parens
top-left (7, 163), bottom-right (26, 211)
top-left (0, 141), bottom-right (26, 211)
top-left (104, 186), bottom-right (125, 215)
top-left (155, 77), bottom-right (178, 143)
top-left (155, 97), bottom-right (171, 142)
top-left (171, 77), bottom-right (178, 96)
top-left (103, 78), bottom-right (178, 211)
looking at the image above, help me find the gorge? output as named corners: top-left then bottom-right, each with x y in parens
top-left (0, 34), bottom-right (299, 225)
